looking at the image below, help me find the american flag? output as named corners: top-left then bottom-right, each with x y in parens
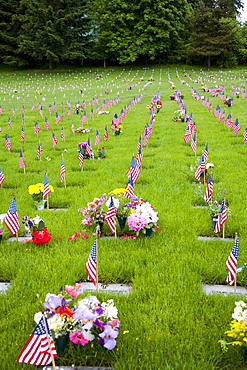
top-left (4, 197), bottom-right (20, 235)
top-left (137, 135), bottom-right (142, 151)
top-left (195, 154), bottom-right (205, 181)
top-left (48, 105), bottom-right (52, 114)
top-left (105, 196), bottom-right (116, 233)
top-left (12, 108), bottom-right (16, 117)
top-left (232, 119), bottom-right (240, 136)
top-left (244, 127), bottom-right (247, 143)
top-left (85, 138), bottom-right (91, 157)
top-left (191, 133), bottom-right (196, 153)
top-left (0, 168), bottom-right (5, 185)
top-left (21, 126), bottom-right (25, 142)
top-left (34, 122), bottom-right (40, 135)
top-left (78, 147), bottom-right (84, 168)
top-left (60, 158), bottom-right (66, 182)
top-left (126, 156), bottom-right (139, 183)
top-left (214, 105), bottom-right (220, 117)
top-left (191, 122), bottom-right (196, 135)
top-left (55, 112), bottom-right (60, 124)
top-left (183, 125), bottom-right (191, 143)
top-left (43, 173), bottom-right (51, 198)
top-left (5, 134), bottom-right (11, 150)
top-left (136, 145), bottom-right (142, 169)
top-left (82, 111), bottom-right (87, 122)
top-left (71, 121), bottom-right (75, 133)
top-left (16, 316), bottom-right (57, 365)
top-left (60, 126), bottom-right (65, 141)
top-left (214, 199), bottom-right (228, 233)
top-left (104, 126), bottom-right (108, 141)
top-left (113, 114), bottom-right (119, 125)
top-left (90, 108), bottom-right (94, 119)
top-left (86, 240), bottom-right (97, 285)
top-left (143, 127), bottom-right (148, 146)
top-left (67, 99), bottom-right (71, 108)
top-left (226, 237), bottom-right (239, 286)
top-left (204, 173), bottom-right (214, 202)
top-left (31, 104), bottom-right (35, 111)
top-left (52, 132), bottom-right (58, 147)
top-left (95, 129), bottom-right (100, 146)
top-left (37, 144), bottom-right (43, 160)
top-left (111, 120), bottom-right (115, 133)
top-left (123, 175), bottom-right (134, 199)
top-left (53, 102), bottom-right (56, 111)
top-left (44, 118), bottom-right (49, 130)
top-left (203, 142), bottom-right (208, 161)
top-left (67, 107), bottom-right (71, 116)
top-left (22, 105), bottom-right (25, 114)
top-left (39, 106), bottom-right (43, 116)
top-left (8, 117), bottom-right (11, 129)
top-left (19, 149), bottom-right (26, 168)
top-left (225, 114), bottom-right (233, 128)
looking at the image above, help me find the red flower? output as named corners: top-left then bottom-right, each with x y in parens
top-left (32, 227), bottom-right (52, 245)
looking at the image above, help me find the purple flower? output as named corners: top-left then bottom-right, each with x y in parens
top-left (44, 294), bottom-right (62, 310)
top-left (128, 212), bottom-right (147, 231)
top-left (98, 325), bottom-right (119, 350)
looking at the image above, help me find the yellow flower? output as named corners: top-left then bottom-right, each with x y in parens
top-left (109, 188), bottom-right (126, 195)
top-left (49, 185), bottom-right (54, 192)
top-left (123, 331), bottom-right (129, 335)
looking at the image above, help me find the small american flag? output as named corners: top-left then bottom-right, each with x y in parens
top-left (143, 127), bottom-right (148, 146)
top-left (85, 138), bottom-right (91, 157)
top-left (37, 144), bottom-right (43, 160)
top-left (4, 197), bottom-right (20, 235)
top-left (21, 126), bottom-right (25, 142)
top-left (137, 135), bottom-right (142, 151)
top-left (43, 173), bottom-right (51, 198)
top-left (53, 102), bottom-right (56, 111)
top-left (0, 168), bottom-right (5, 185)
top-left (67, 107), bottom-right (71, 116)
top-left (48, 105), bottom-right (52, 114)
top-left (34, 122), bottom-right (40, 135)
top-left (225, 114), bottom-right (233, 128)
top-left (12, 109), bottom-right (16, 117)
top-left (104, 126), bottom-right (108, 141)
top-left (60, 126), bottom-right (65, 141)
top-left (195, 154), bottom-right (205, 181)
top-left (22, 105), bottom-right (25, 114)
top-left (95, 129), bottom-right (100, 146)
top-left (55, 112), bottom-right (60, 124)
top-left (44, 118), bottom-right (49, 130)
top-left (8, 117), bottom-right (11, 129)
top-left (136, 146), bottom-right (142, 169)
top-left (226, 237), bottom-right (239, 286)
top-left (16, 316), bottom-right (57, 365)
top-left (183, 125), bottom-right (191, 143)
top-left (71, 121), bottom-right (75, 133)
top-left (113, 114), bottom-right (119, 125)
top-left (105, 196), bottom-right (116, 233)
top-left (233, 119), bottom-right (240, 136)
top-left (78, 147), bottom-right (84, 168)
top-left (86, 240), bottom-right (97, 285)
top-left (244, 127), bottom-right (247, 143)
top-left (90, 108), bottom-right (94, 119)
top-left (123, 175), bottom-right (134, 199)
top-left (60, 158), bottom-right (66, 182)
top-left (5, 134), bottom-right (11, 151)
top-left (19, 149), bottom-right (26, 168)
top-left (39, 106), bottom-right (43, 116)
top-left (214, 199), bottom-right (228, 233)
top-left (126, 156), bottom-right (139, 183)
top-left (31, 104), bottom-right (35, 111)
top-left (203, 142), bottom-right (208, 161)
top-left (52, 132), bottom-right (58, 147)
top-left (204, 173), bottom-right (214, 202)
top-left (191, 133), bottom-right (196, 153)
top-left (82, 111), bottom-right (87, 122)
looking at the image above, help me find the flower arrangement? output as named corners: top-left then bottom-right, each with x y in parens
top-left (127, 197), bottom-right (159, 235)
top-left (78, 194), bottom-right (107, 226)
top-left (172, 109), bottom-right (185, 122)
top-left (219, 301), bottom-right (247, 352)
top-left (28, 183), bottom-right (54, 203)
top-left (32, 227), bottom-right (52, 245)
top-left (0, 229), bottom-right (4, 235)
top-left (170, 94), bottom-right (175, 100)
top-left (108, 188), bottom-right (132, 219)
top-left (34, 285), bottom-right (120, 350)
top-left (75, 128), bottom-right (92, 134)
top-left (114, 123), bottom-right (122, 135)
top-left (156, 100), bottom-right (162, 113)
top-left (97, 147), bottom-right (106, 159)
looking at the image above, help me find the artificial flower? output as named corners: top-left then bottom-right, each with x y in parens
top-left (69, 332), bottom-right (89, 346)
top-left (32, 227), bottom-right (52, 245)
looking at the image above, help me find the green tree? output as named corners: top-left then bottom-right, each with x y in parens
top-left (17, 0), bottom-right (92, 69)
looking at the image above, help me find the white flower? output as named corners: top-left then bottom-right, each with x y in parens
top-left (101, 299), bottom-right (118, 319)
top-left (48, 314), bottom-right (65, 332)
top-left (33, 215), bottom-right (42, 225)
top-left (0, 213), bottom-right (6, 224)
top-left (34, 311), bottom-right (43, 324)
top-left (235, 301), bottom-right (247, 308)
top-left (83, 330), bottom-right (95, 341)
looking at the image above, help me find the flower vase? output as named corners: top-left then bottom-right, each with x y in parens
top-left (24, 226), bottom-right (32, 238)
top-left (55, 334), bottom-right (69, 353)
top-left (0, 235), bottom-right (2, 242)
top-left (97, 221), bottom-right (104, 235)
top-left (115, 131), bottom-right (120, 135)
top-left (244, 346), bottom-right (247, 360)
top-left (211, 215), bottom-right (218, 229)
top-left (145, 228), bottom-right (153, 237)
top-left (117, 216), bottom-right (127, 230)
top-left (34, 200), bottom-right (47, 211)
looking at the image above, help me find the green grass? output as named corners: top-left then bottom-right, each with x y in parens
top-left (1, 65), bottom-right (247, 369)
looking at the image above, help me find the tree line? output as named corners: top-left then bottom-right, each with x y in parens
top-left (0, 0), bottom-right (246, 69)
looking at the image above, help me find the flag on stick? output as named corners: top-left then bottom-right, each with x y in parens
top-left (204, 173), bottom-right (214, 202)
top-left (126, 156), bottom-right (139, 183)
top-left (105, 196), bottom-right (116, 234)
top-left (95, 129), bottom-right (100, 146)
top-left (5, 134), bottom-right (11, 151)
top-left (203, 142), bottom-right (208, 161)
top-left (44, 118), bottom-right (49, 130)
top-left (183, 125), bottom-right (191, 143)
top-left (37, 143), bottom-right (43, 160)
top-left (16, 316), bottom-right (57, 366)
top-left (43, 173), bottom-right (51, 198)
top-left (0, 168), bottom-right (5, 186)
top-left (104, 126), bottom-right (108, 141)
top-left (233, 119), bottom-right (240, 136)
top-left (214, 198), bottom-right (228, 234)
top-left (243, 127), bottom-right (247, 143)
top-left (195, 154), bottom-right (205, 181)
top-left (4, 197), bottom-right (20, 235)
top-left (60, 126), bottom-right (65, 141)
top-left (86, 240), bottom-right (97, 285)
top-left (60, 156), bottom-right (66, 184)
top-left (34, 122), bottom-right (40, 135)
top-left (191, 133), bottom-right (196, 154)
top-left (226, 235), bottom-right (239, 286)
top-left (21, 126), bottom-right (25, 142)
top-left (19, 149), bottom-right (26, 169)
top-left (78, 147), bottom-right (84, 169)
top-left (52, 132), bottom-right (58, 147)
top-left (123, 175), bottom-right (134, 199)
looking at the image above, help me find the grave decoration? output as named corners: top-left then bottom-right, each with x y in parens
top-left (28, 182), bottom-right (54, 210)
top-left (78, 189), bottom-right (159, 237)
top-left (219, 300), bottom-right (247, 360)
top-left (33, 285), bottom-right (120, 351)
top-left (21, 215), bottom-right (52, 245)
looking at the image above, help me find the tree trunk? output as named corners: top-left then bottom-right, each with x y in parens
top-left (103, 58), bottom-right (106, 68)
top-left (207, 55), bottom-right (211, 70)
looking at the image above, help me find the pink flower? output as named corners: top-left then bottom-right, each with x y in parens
top-left (65, 285), bottom-right (74, 294)
top-left (82, 234), bottom-right (88, 239)
top-left (128, 213), bottom-right (147, 231)
top-left (70, 290), bottom-right (79, 298)
top-left (69, 332), bottom-right (89, 346)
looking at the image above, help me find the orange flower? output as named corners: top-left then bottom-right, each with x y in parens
top-left (56, 307), bottom-right (74, 318)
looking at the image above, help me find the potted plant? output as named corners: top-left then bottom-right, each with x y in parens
top-left (0, 229), bottom-right (4, 242)
top-left (97, 147), bottom-right (106, 159)
top-left (28, 183), bottom-right (54, 210)
top-left (127, 197), bottom-right (159, 236)
top-left (78, 194), bottom-right (107, 230)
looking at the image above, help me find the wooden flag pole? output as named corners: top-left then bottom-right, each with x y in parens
top-left (234, 232), bottom-right (238, 296)
top-left (222, 189), bottom-right (226, 239)
top-left (96, 234), bottom-right (99, 294)
top-left (42, 314), bottom-right (56, 370)
top-left (47, 194), bottom-right (49, 210)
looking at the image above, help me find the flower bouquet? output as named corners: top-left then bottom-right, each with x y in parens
top-left (107, 188), bottom-right (133, 230)
top-left (22, 215), bottom-right (52, 244)
top-left (114, 123), bottom-right (122, 135)
top-left (127, 197), bottom-right (159, 236)
top-left (97, 147), bottom-right (106, 159)
top-left (34, 284), bottom-right (120, 352)
top-left (28, 183), bottom-right (54, 209)
top-left (75, 128), bottom-right (92, 134)
top-left (172, 109), bottom-right (185, 122)
top-left (156, 100), bottom-right (162, 113)
top-left (219, 301), bottom-right (247, 356)
top-left (78, 194), bottom-right (107, 227)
